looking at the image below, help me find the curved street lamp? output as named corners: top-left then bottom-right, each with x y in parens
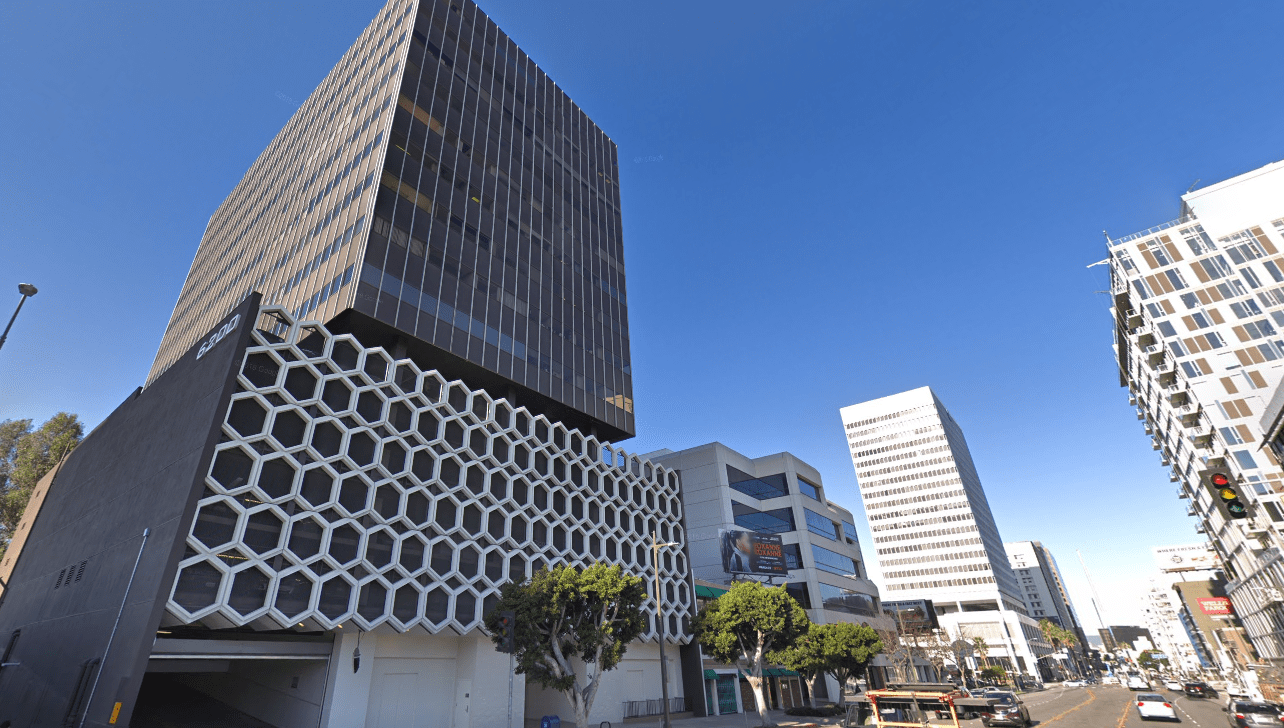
top-left (0, 283), bottom-right (39, 353)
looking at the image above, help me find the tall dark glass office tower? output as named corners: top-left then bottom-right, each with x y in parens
top-left (153, 0), bottom-right (634, 440)
top-left (0, 4), bottom-right (688, 727)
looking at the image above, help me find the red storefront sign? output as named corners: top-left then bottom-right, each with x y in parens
top-left (1198, 597), bottom-right (1233, 615)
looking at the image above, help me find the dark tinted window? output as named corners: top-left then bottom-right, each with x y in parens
top-left (803, 509), bottom-right (839, 540)
top-left (732, 502), bottom-right (795, 534)
top-left (726, 465), bottom-right (788, 499)
top-left (796, 476), bottom-right (820, 500)
top-left (1237, 703), bottom-right (1276, 714)
top-left (1137, 694), bottom-right (1164, 701)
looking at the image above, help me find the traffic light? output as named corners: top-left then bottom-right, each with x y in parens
top-left (1201, 467), bottom-right (1249, 520)
top-left (498, 610), bottom-right (516, 654)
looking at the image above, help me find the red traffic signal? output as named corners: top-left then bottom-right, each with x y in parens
top-left (1201, 467), bottom-right (1249, 520)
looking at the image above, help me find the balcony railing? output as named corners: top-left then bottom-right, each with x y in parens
top-left (623, 697), bottom-right (692, 718)
top-left (1109, 215), bottom-right (1196, 247)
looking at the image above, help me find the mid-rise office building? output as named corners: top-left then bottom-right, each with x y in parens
top-left (0, 2), bottom-right (688, 727)
top-left (1106, 159), bottom-right (1284, 665)
top-left (840, 387), bottom-right (1052, 678)
top-left (1005, 541), bottom-right (1089, 672)
top-left (650, 442), bottom-right (890, 707)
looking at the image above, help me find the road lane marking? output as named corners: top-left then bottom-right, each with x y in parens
top-left (1115, 692), bottom-right (1132, 727)
top-left (1035, 686), bottom-right (1097, 725)
top-left (1173, 700), bottom-right (1203, 727)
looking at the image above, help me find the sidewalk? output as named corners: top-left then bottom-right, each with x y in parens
top-left (624, 708), bottom-right (847, 728)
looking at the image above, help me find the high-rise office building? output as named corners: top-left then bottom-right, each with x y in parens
top-left (1107, 159), bottom-right (1284, 665)
top-left (150, 0), bottom-right (635, 441)
top-left (840, 387), bottom-right (1052, 678)
top-left (1004, 541), bottom-right (1084, 633)
top-left (0, 3), bottom-right (687, 727)
top-left (1006, 541), bottom-right (1090, 674)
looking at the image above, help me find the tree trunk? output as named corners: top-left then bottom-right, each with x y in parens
top-left (806, 673), bottom-right (821, 708)
top-left (746, 673), bottom-right (774, 726)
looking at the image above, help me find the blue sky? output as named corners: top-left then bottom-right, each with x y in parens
top-left (2, 0), bottom-right (1282, 627)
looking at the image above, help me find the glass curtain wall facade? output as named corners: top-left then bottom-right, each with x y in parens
top-left (150, 0), bottom-right (635, 441)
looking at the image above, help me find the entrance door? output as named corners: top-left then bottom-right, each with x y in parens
top-left (716, 675), bottom-right (738, 714)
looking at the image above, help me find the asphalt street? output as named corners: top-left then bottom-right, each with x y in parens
top-left (995, 683), bottom-right (1237, 728)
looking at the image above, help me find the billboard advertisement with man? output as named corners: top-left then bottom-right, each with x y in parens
top-left (719, 529), bottom-right (787, 576)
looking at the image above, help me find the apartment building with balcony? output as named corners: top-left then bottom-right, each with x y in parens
top-left (1106, 159), bottom-right (1284, 665)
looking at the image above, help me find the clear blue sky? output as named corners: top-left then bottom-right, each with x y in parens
top-left (3, 0), bottom-right (1282, 627)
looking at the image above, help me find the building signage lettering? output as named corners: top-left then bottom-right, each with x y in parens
top-left (196, 314), bottom-right (241, 360)
top-left (1197, 597), bottom-right (1233, 616)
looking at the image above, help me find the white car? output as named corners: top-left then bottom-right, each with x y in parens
top-left (1134, 693), bottom-right (1177, 721)
top-left (1063, 680), bottom-right (1086, 687)
top-left (1164, 680), bottom-right (1183, 691)
top-left (1227, 684), bottom-right (1252, 699)
top-left (1128, 676), bottom-right (1152, 690)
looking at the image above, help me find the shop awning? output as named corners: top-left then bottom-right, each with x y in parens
top-left (739, 668), bottom-right (801, 678)
top-left (704, 670), bottom-right (718, 679)
top-left (695, 585), bottom-right (728, 600)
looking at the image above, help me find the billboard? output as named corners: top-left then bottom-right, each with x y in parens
top-left (1197, 597), bottom-right (1233, 616)
top-left (882, 599), bottom-right (939, 631)
top-left (719, 529), bottom-right (787, 576)
top-left (1152, 544), bottom-right (1218, 573)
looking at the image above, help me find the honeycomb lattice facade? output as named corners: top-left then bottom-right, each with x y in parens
top-left (165, 307), bottom-right (691, 640)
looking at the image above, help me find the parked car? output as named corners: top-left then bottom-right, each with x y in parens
top-left (1185, 681), bottom-right (1217, 699)
top-left (1129, 675), bottom-right (1153, 691)
top-left (1102, 676), bottom-right (1121, 685)
top-left (980, 692), bottom-right (1031, 727)
top-left (1135, 693), bottom-right (1178, 722)
top-left (1226, 700), bottom-right (1283, 727)
top-left (1227, 684), bottom-right (1253, 699)
top-left (1063, 679), bottom-right (1086, 687)
top-left (1164, 680), bottom-right (1184, 691)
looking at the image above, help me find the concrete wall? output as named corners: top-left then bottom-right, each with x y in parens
top-left (524, 641), bottom-right (682, 728)
top-left (0, 296), bottom-right (259, 728)
top-left (176, 658), bottom-right (330, 728)
top-left (320, 630), bottom-right (527, 728)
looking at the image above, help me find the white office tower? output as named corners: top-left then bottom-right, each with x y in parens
top-left (1107, 160), bottom-right (1284, 663)
top-left (841, 387), bottom-right (1053, 678)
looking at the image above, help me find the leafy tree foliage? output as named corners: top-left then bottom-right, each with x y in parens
top-left (693, 581), bottom-right (809, 726)
top-left (482, 562), bottom-right (646, 728)
top-left (772, 622), bottom-right (882, 707)
top-left (0, 413), bottom-right (82, 561)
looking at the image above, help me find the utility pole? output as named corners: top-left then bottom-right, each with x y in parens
top-left (652, 532), bottom-right (678, 728)
top-left (1078, 550), bottom-right (1117, 673)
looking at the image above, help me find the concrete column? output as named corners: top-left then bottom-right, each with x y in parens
top-left (319, 631), bottom-right (377, 728)
top-left (456, 633), bottom-right (525, 728)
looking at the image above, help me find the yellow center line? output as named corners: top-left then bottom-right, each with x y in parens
top-left (1037, 687), bottom-right (1098, 725)
top-left (1115, 692), bottom-right (1133, 728)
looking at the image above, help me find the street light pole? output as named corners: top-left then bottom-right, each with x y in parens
top-left (652, 532), bottom-right (678, 728)
top-left (0, 283), bottom-right (39, 353)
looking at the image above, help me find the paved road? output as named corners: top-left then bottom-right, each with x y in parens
top-left (1017, 683), bottom-right (1231, 728)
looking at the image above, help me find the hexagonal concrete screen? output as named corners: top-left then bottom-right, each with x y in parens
top-left (168, 307), bottom-right (691, 639)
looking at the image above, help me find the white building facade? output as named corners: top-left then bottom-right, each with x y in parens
top-left (840, 387), bottom-right (1052, 678)
top-left (1141, 579), bottom-right (1208, 675)
top-left (651, 442), bottom-right (890, 706)
top-left (1107, 159), bottom-right (1284, 664)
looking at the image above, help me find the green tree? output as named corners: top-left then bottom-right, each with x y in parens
top-left (772, 622), bottom-right (883, 707)
top-left (693, 581), bottom-right (809, 726)
top-left (972, 637), bottom-right (990, 669)
top-left (0, 413), bottom-right (83, 562)
top-left (768, 623), bottom-right (829, 708)
top-left (482, 563), bottom-right (646, 728)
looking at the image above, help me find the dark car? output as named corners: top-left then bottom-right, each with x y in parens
top-left (981, 692), bottom-right (1031, 727)
top-left (1185, 681), bottom-right (1217, 699)
top-left (1226, 700), bottom-right (1284, 727)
